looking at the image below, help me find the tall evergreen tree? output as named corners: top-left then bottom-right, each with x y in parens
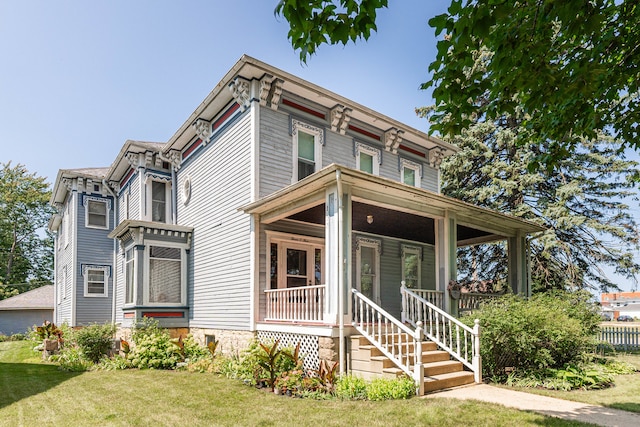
top-left (0, 162), bottom-right (54, 299)
top-left (436, 120), bottom-right (639, 292)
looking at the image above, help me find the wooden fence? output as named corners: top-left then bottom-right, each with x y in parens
top-left (599, 326), bottom-right (640, 351)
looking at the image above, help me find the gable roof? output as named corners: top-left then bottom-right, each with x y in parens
top-left (0, 285), bottom-right (54, 311)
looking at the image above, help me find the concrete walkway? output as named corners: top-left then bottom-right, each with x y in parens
top-left (427, 384), bottom-right (640, 426)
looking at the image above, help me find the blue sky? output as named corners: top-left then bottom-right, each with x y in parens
top-left (0, 1), bottom-right (637, 292)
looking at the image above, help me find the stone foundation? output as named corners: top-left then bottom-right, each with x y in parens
top-left (318, 337), bottom-right (339, 364)
top-left (189, 328), bottom-right (256, 356)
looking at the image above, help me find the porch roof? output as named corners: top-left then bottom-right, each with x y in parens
top-left (240, 164), bottom-right (545, 239)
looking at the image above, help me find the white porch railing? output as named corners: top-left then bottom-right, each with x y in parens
top-left (459, 292), bottom-right (502, 313)
top-left (406, 289), bottom-right (445, 310)
top-left (264, 285), bottom-right (326, 322)
top-left (352, 288), bottom-right (426, 395)
top-left (401, 285), bottom-right (482, 383)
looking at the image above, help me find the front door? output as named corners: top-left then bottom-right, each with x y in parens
top-left (355, 237), bottom-right (381, 303)
top-left (273, 240), bottom-right (323, 289)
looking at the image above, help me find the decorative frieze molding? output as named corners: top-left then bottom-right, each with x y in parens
top-left (81, 264), bottom-right (111, 278)
top-left (192, 118), bottom-right (212, 144)
top-left (82, 195), bottom-right (112, 210)
top-left (401, 244), bottom-right (423, 260)
top-left (354, 141), bottom-right (382, 164)
top-left (144, 151), bottom-right (154, 168)
top-left (144, 171), bottom-right (171, 184)
top-left (291, 118), bottom-right (325, 146)
top-left (399, 157), bottom-right (423, 177)
top-left (384, 128), bottom-right (404, 154)
top-left (229, 76), bottom-right (251, 111)
top-left (259, 74), bottom-right (284, 110)
top-left (330, 105), bottom-right (352, 135)
top-left (428, 147), bottom-right (446, 169)
top-left (355, 236), bottom-right (382, 255)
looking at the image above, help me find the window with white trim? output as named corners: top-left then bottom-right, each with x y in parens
top-left (400, 158), bottom-right (421, 188)
top-left (355, 142), bottom-right (380, 175)
top-left (292, 119), bottom-right (323, 182)
top-left (147, 179), bottom-right (171, 223)
top-left (144, 243), bottom-right (187, 305)
top-left (355, 237), bottom-right (381, 303)
top-left (402, 245), bottom-right (422, 289)
top-left (86, 199), bottom-right (109, 229)
top-left (64, 204), bottom-right (70, 248)
top-left (62, 266), bottom-right (67, 300)
top-left (125, 247), bottom-right (135, 305)
top-left (83, 265), bottom-right (110, 297)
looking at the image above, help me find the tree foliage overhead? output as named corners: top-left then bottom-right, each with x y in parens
top-left (276, 0), bottom-right (640, 169)
top-left (426, 0), bottom-right (640, 169)
top-left (275, 0), bottom-right (388, 61)
top-left (0, 162), bottom-right (54, 299)
top-left (432, 116), bottom-right (640, 292)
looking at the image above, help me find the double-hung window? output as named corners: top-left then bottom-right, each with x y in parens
top-left (151, 181), bottom-right (167, 222)
top-left (355, 142), bottom-right (380, 175)
top-left (400, 158), bottom-right (421, 188)
top-left (292, 119), bottom-right (323, 182)
top-left (146, 243), bottom-right (186, 305)
top-left (86, 199), bottom-right (108, 228)
top-left (83, 265), bottom-right (109, 297)
top-left (125, 248), bottom-right (135, 305)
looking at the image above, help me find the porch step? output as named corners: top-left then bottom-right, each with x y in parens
top-left (349, 334), bottom-right (476, 394)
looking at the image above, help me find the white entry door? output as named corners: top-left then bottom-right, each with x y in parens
top-left (278, 242), bottom-right (323, 289)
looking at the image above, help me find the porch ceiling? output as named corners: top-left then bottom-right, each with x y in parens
top-left (240, 164), bottom-right (545, 239)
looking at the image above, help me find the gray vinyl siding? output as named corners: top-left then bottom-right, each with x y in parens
top-left (56, 195), bottom-right (74, 325)
top-left (259, 107), bottom-right (292, 197)
top-left (74, 194), bottom-right (115, 324)
top-left (178, 112), bottom-right (253, 330)
top-left (127, 173), bottom-right (141, 220)
top-left (353, 235), bottom-right (435, 319)
top-left (258, 106), bottom-right (440, 196)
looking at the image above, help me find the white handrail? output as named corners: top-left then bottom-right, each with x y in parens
top-left (407, 289), bottom-right (445, 310)
top-left (264, 285), bottom-right (326, 322)
top-left (459, 292), bottom-right (502, 312)
top-left (401, 285), bottom-right (482, 383)
top-left (351, 288), bottom-right (425, 395)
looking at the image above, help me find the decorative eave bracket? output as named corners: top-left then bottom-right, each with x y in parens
top-left (192, 118), bottom-right (212, 144)
top-left (229, 76), bottom-right (251, 112)
top-left (259, 74), bottom-right (284, 110)
top-left (384, 128), bottom-right (404, 154)
top-left (330, 105), bottom-right (352, 135)
top-left (428, 147), bottom-right (446, 169)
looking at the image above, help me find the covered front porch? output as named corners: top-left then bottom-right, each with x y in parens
top-left (243, 164), bottom-right (543, 330)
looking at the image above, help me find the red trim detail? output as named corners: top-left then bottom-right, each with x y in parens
top-left (120, 168), bottom-right (135, 188)
top-left (399, 144), bottom-right (426, 158)
top-left (282, 99), bottom-right (325, 119)
top-left (123, 312), bottom-right (135, 319)
top-left (182, 139), bottom-right (202, 159)
top-left (143, 312), bottom-right (184, 318)
top-left (348, 125), bottom-right (381, 141)
top-left (213, 103), bottom-right (240, 130)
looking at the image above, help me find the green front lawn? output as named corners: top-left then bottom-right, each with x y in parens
top-left (504, 353), bottom-right (640, 413)
top-left (0, 341), bottom-right (586, 427)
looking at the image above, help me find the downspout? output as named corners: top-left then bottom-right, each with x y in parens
top-left (103, 180), bottom-right (118, 324)
top-left (336, 169), bottom-right (346, 374)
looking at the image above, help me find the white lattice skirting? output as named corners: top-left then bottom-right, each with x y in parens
top-left (257, 331), bottom-right (320, 371)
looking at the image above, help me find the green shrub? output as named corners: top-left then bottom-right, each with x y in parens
top-left (335, 375), bottom-right (368, 400)
top-left (463, 290), bottom-right (601, 379)
top-left (128, 319), bottom-right (180, 369)
top-left (366, 377), bottom-right (416, 400)
top-left (96, 354), bottom-right (131, 370)
top-left (50, 346), bottom-right (93, 372)
top-left (75, 323), bottom-right (115, 363)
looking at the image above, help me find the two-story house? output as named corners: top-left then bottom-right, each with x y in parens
top-left (49, 55), bottom-right (543, 393)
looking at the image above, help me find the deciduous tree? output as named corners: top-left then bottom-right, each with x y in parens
top-left (0, 162), bottom-right (53, 299)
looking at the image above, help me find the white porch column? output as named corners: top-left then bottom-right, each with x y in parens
top-left (508, 232), bottom-right (529, 296)
top-left (435, 211), bottom-right (457, 316)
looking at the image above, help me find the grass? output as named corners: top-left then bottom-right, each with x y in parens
top-left (0, 341), bottom-right (587, 427)
top-left (502, 353), bottom-right (640, 413)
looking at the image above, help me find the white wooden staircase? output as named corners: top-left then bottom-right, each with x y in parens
top-left (350, 287), bottom-right (481, 395)
top-left (349, 333), bottom-right (475, 393)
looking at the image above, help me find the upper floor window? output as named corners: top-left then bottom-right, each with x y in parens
top-left (145, 177), bottom-right (171, 223)
top-left (86, 199), bottom-right (109, 229)
top-left (82, 265), bottom-right (110, 297)
top-left (402, 245), bottom-right (422, 289)
top-left (292, 119), bottom-right (323, 182)
top-left (355, 142), bottom-right (381, 175)
top-left (400, 158), bottom-right (421, 188)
